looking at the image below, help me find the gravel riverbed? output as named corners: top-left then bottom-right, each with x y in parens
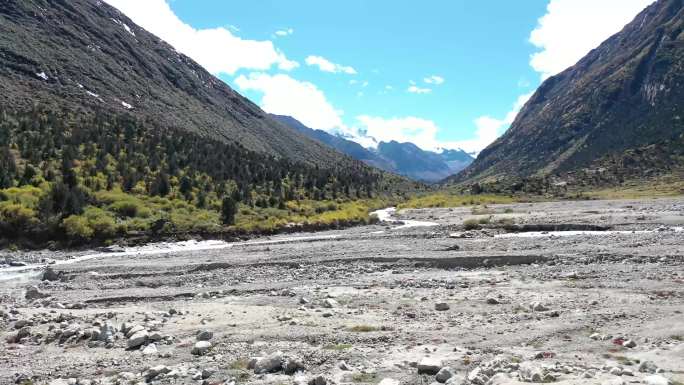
top-left (1, 197), bottom-right (683, 385)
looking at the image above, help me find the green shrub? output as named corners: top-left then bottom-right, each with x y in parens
top-left (62, 215), bottom-right (94, 239)
top-left (83, 207), bottom-right (117, 237)
top-left (0, 202), bottom-right (38, 230)
top-left (463, 219), bottom-right (481, 230)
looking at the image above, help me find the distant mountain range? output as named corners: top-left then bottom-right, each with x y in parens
top-left (450, 0), bottom-right (684, 188)
top-left (272, 114), bottom-right (474, 182)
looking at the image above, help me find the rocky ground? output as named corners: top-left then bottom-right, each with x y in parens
top-left (1, 197), bottom-right (683, 385)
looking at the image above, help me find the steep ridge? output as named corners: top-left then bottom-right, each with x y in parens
top-left (0, 0), bottom-right (362, 168)
top-left (452, 0), bottom-right (684, 186)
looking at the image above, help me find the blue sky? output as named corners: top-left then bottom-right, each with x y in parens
top-left (106, 0), bottom-right (654, 153)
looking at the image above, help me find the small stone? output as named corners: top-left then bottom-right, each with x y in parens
top-left (141, 343), bottom-right (158, 356)
top-left (283, 357), bottom-right (306, 374)
top-left (435, 303), bottom-right (450, 311)
top-left (530, 301), bottom-right (549, 311)
top-left (127, 330), bottom-right (148, 348)
top-left (196, 329), bottom-right (213, 341)
top-left (643, 375), bottom-right (670, 385)
top-left (323, 299), bottom-right (339, 308)
top-left (309, 375), bottom-right (327, 385)
top-left (202, 367), bottom-right (217, 379)
top-left (254, 352), bottom-right (283, 373)
top-left (191, 340), bottom-right (212, 355)
top-left (638, 361), bottom-right (658, 373)
top-left (378, 380), bottom-right (400, 385)
top-left (486, 297), bottom-right (500, 305)
top-left (42, 267), bottom-right (62, 281)
top-left (436, 367), bottom-right (454, 383)
top-left (622, 339), bottom-right (637, 348)
top-left (417, 357), bottom-right (442, 375)
top-left (25, 286), bottom-right (50, 300)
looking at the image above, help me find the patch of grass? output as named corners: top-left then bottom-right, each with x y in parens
top-left (463, 219), bottom-right (481, 230)
top-left (471, 206), bottom-right (495, 215)
top-left (323, 343), bottom-right (353, 351)
top-left (580, 176), bottom-right (684, 200)
top-left (398, 193), bottom-right (517, 209)
top-left (671, 335), bottom-right (683, 341)
top-left (228, 358), bottom-right (250, 370)
top-left (496, 217), bottom-right (515, 225)
top-left (351, 372), bottom-right (380, 383)
top-left (348, 325), bottom-right (378, 333)
top-left (477, 216), bottom-right (492, 225)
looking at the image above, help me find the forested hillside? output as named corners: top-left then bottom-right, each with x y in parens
top-left (0, 108), bottom-right (408, 246)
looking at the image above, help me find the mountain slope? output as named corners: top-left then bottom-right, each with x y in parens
top-left (271, 115), bottom-right (473, 182)
top-left (269, 114), bottom-right (395, 171)
top-left (452, 0), bottom-right (684, 186)
top-left (0, 0), bottom-right (359, 168)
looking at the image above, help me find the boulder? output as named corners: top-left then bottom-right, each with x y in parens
top-left (283, 357), bottom-right (306, 374)
top-left (418, 357), bottom-right (442, 375)
top-left (42, 267), bottom-right (62, 281)
top-left (643, 375), bottom-right (670, 385)
top-left (436, 367), bottom-right (455, 383)
top-left (127, 330), bottom-right (148, 348)
top-left (25, 286), bottom-right (50, 300)
top-left (191, 340), bottom-right (212, 355)
top-left (254, 352), bottom-right (284, 373)
top-left (435, 303), bottom-right (450, 311)
top-left (196, 329), bottom-right (213, 341)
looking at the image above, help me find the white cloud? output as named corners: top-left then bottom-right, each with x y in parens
top-left (454, 92), bottom-right (533, 154)
top-left (529, 0), bottom-right (655, 79)
top-left (305, 55), bottom-right (357, 74)
top-left (235, 73), bottom-right (345, 132)
top-left (274, 28), bottom-right (294, 37)
top-left (408, 85), bottom-right (431, 94)
top-left (103, 0), bottom-right (298, 75)
top-left (424, 75), bottom-right (445, 85)
top-left (356, 116), bottom-right (441, 151)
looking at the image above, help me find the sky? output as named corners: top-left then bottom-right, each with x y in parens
top-left (103, 0), bottom-right (655, 154)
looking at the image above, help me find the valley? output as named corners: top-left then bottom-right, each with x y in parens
top-left (1, 198), bottom-right (683, 385)
top-left (0, 0), bottom-right (683, 384)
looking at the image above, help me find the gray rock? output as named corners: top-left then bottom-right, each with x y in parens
top-left (283, 357), bottom-right (306, 374)
top-left (196, 329), bottom-right (213, 341)
top-left (436, 367), bottom-right (454, 383)
top-left (643, 375), bottom-right (670, 385)
top-left (141, 343), bottom-right (158, 356)
top-left (202, 367), bottom-right (217, 379)
top-left (191, 340), bottom-right (212, 355)
top-left (530, 302), bottom-right (549, 312)
top-left (127, 330), bottom-right (148, 348)
top-left (42, 267), bottom-right (62, 281)
top-left (254, 352), bottom-right (283, 373)
top-left (25, 286), bottom-right (50, 300)
top-left (323, 299), bottom-right (339, 308)
top-left (418, 357), bottom-right (442, 375)
top-left (638, 361), bottom-right (658, 373)
top-left (145, 365), bottom-right (170, 380)
top-left (309, 375), bottom-right (327, 385)
top-left (435, 303), bottom-right (450, 311)
top-left (125, 324), bottom-right (144, 338)
top-left (378, 380), bottom-right (400, 385)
